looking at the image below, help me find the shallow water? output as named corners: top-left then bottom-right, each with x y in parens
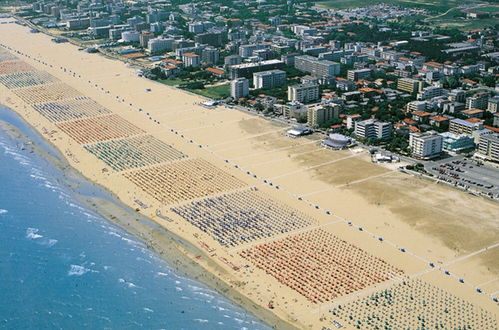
top-left (0, 106), bottom-right (270, 329)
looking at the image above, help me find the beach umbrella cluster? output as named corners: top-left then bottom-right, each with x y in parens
top-left (12, 82), bottom-right (83, 105)
top-left (171, 188), bottom-right (313, 248)
top-left (0, 59), bottom-right (33, 75)
top-left (0, 70), bottom-right (58, 89)
top-left (123, 158), bottom-right (247, 206)
top-left (32, 97), bottom-right (111, 123)
top-left (331, 278), bottom-right (497, 329)
top-left (56, 114), bottom-right (144, 145)
top-left (84, 134), bottom-right (187, 171)
top-left (240, 228), bottom-right (403, 304)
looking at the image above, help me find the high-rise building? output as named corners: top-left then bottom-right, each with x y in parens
top-left (253, 70), bottom-right (286, 89)
top-left (449, 118), bottom-right (483, 136)
top-left (239, 44), bottom-right (269, 58)
top-left (230, 78), bottom-right (249, 99)
top-left (140, 31), bottom-right (154, 48)
top-left (347, 68), bottom-right (371, 81)
top-left (188, 22), bottom-right (205, 33)
top-left (148, 37), bottom-right (174, 55)
top-left (294, 55), bottom-right (340, 77)
top-left (287, 84), bottom-right (320, 103)
top-left (354, 119), bottom-right (392, 140)
top-left (448, 89), bottom-right (465, 103)
top-left (409, 131), bottom-right (443, 159)
top-left (194, 31), bottom-right (223, 47)
top-left (466, 92), bottom-right (489, 110)
top-left (182, 53), bottom-right (200, 67)
top-left (397, 78), bottom-right (423, 94)
top-left (307, 103), bottom-right (340, 127)
top-left (477, 134), bottom-right (499, 163)
top-left (201, 47), bottom-right (220, 64)
top-left (224, 55), bottom-right (242, 67)
top-left (417, 86), bottom-right (444, 100)
top-left (487, 96), bottom-right (499, 113)
top-left (228, 59), bottom-right (284, 79)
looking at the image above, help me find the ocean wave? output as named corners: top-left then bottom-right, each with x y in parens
top-left (68, 265), bottom-right (90, 276)
top-left (0, 209), bottom-right (7, 215)
top-left (44, 239), bottom-right (58, 247)
top-left (143, 307), bottom-right (154, 313)
top-left (193, 319), bottom-right (209, 323)
top-left (118, 278), bottom-right (139, 288)
top-left (156, 272), bottom-right (168, 277)
top-left (26, 227), bottom-right (43, 239)
top-left (107, 231), bottom-right (122, 238)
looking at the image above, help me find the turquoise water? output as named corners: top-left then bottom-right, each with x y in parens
top-left (0, 106), bottom-right (270, 329)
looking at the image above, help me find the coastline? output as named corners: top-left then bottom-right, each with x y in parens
top-left (0, 104), bottom-right (297, 329)
top-left (0, 106), bottom-right (296, 330)
top-left (0, 18), bottom-right (497, 328)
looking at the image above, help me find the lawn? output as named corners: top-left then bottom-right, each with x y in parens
top-left (474, 6), bottom-right (499, 13)
top-left (188, 84), bottom-right (230, 99)
top-left (157, 78), bottom-right (186, 86)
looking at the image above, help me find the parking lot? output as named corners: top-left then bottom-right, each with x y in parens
top-left (425, 156), bottom-right (499, 199)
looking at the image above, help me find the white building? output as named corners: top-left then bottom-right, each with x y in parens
top-left (121, 31), bottom-right (140, 43)
top-left (288, 83), bottom-right (319, 103)
top-left (253, 70), bottom-right (286, 89)
top-left (409, 131), bottom-right (443, 159)
top-left (477, 134), bottom-right (499, 163)
top-left (182, 53), bottom-right (200, 67)
top-left (230, 78), bottom-right (249, 99)
top-left (417, 86), bottom-right (444, 100)
top-left (148, 37), bottom-right (174, 55)
top-left (354, 119), bottom-right (392, 140)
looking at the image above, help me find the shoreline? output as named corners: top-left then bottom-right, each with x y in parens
top-left (0, 107), bottom-right (296, 330)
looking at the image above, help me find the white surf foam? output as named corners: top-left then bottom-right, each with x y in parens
top-left (68, 264), bottom-right (90, 276)
top-left (26, 227), bottom-right (43, 239)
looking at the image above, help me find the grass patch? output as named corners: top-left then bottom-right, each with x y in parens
top-left (157, 78), bottom-right (185, 86)
top-left (187, 84), bottom-right (230, 99)
top-left (473, 5), bottom-right (499, 13)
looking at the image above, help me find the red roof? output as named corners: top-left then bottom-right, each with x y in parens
top-left (430, 116), bottom-right (448, 121)
top-left (413, 111), bottom-right (431, 116)
top-left (484, 125), bottom-right (499, 133)
top-left (205, 67), bottom-right (225, 75)
top-left (465, 118), bottom-right (484, 124)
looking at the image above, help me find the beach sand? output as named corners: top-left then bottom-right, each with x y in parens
top-left (0, 18), bottom-right (497, 329)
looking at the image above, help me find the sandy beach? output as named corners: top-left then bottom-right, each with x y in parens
top-left (0, 18), bottom-right (497, 328)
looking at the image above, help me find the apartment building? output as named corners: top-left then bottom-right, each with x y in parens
top-left (347, 68), bottom-right (371, 81)
top-left (253, 70), bottom-right (286, 89)
top-left (354, 119), bottom-right (392, 140)
top-left (477, 134), bottom-right (499, 163)
top-left (287, 83), bottom-right (320, 103)
top-left (230, 77), bottom-right (249, 99)
top-left (449, 118), bottom-right (483, 135)
top-left (466, 92), bottom-right (489, 110)
top-left (294, 55), bottom-right (340, 77)
top-left (307, 103), bottom-right (340, 127)
top-left (409, 131), bottom-right (443, 159)
top-left (397, 78), bottom-right (423, 94)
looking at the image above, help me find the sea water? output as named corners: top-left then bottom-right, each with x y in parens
top-left (0, 106), bottom-right (271, 330)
